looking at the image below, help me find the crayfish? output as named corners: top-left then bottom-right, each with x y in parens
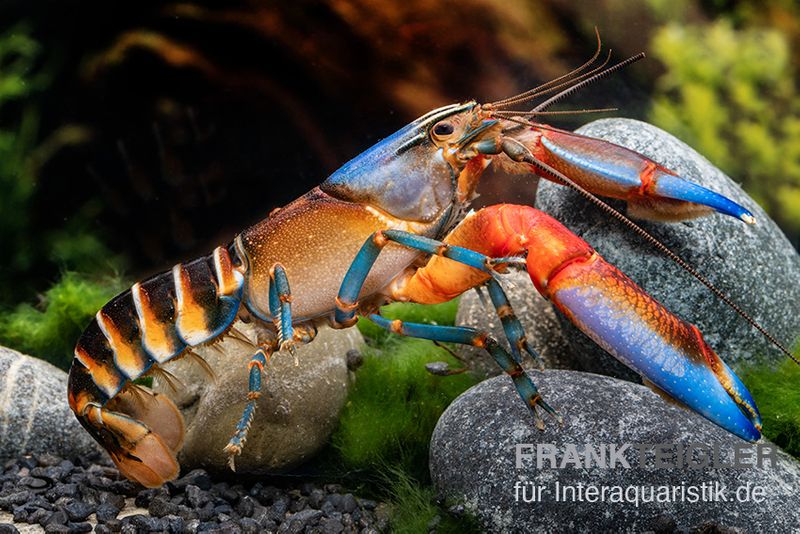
top-left (67, 41), bottom-right (794, 488)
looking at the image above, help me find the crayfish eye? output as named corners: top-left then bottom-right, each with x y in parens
top-left (432, 121), bottom-right (455, 139)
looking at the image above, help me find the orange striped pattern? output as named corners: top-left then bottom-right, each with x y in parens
top-left (73, 344), bottom-right (125, 398)
top-left (173, 264), bottom-right (214, 346)
top-left (132, 282), bottom-right (184, 363)
top-left (214, 246), bottom-right (243, 296)
top-left (70, 245), bottom-right (245, 486)
top-left (96, 309), bottom-right (151, 379)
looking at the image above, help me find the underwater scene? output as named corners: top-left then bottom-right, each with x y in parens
top-left (1, 1), bottom-right (800, 532)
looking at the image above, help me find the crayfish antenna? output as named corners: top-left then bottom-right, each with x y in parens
top-left (489, 27), bottom-right (606, 110)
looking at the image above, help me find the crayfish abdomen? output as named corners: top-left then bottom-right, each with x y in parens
top-left (68, 245), bottom-right (243, 486)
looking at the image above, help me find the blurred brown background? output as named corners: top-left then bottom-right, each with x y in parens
top-left (1, 0), bottom-right (798, 303)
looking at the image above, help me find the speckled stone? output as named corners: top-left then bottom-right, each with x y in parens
top-left (430, 370), bottom-right (800, 532)
top-left (534, 118), bottom-right (800, 377)
top-left (0, 347), bottom-right (98, 461)
top-left (156, 323), bottom-right (362, 475)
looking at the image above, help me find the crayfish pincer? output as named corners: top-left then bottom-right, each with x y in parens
top-left (69, 45), bottom-right (792, 488)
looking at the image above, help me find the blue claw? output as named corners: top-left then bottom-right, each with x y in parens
top-left (547, 254), bottom-right (762, 442)
top-left (653, 173), bottom-right (756, 224)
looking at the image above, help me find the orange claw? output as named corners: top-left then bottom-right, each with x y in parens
top-left (403, 204), bottom-right (762, 441)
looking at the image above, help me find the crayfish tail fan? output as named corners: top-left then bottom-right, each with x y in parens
top-left (95, 409), bottom-right (181, 488)
top-left (68, 362), bottom-right (182, 487)
top-left (109, 387), bottom-right (185, 453)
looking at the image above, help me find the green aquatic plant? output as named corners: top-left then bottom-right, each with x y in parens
top-left (331, 299), bottom-right (480, 531)
top-left (332, 336), bottom-right (476, 476)
top-left (384, 465), bottom-right (481, 534)
top-left (0, 24), bottom-right (45, 305)
top-left (649, 21), bottom-right (800, 242)
top-left (334, 299), bottom-right (476, 479)
top-left (0, 26), bottom-right (123, 364)
top-left (742, 357), bottom-right (800, 459)
top-left (0, 24), bottom-right (112, 308)
top-left (0, 272), bottom-right (127, 369)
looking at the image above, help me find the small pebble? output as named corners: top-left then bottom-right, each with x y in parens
top-left (319, 516), bottom-right (345, 533)
top-left (11, 507), bottom-right (26, 523)
top-left (149, 495), bottom-right (180, 518)
top-left (19, 476), bottom-right (48, 489)
top-left (46, 509), bottom-right (68, 526)
top-left (235, 495), bottom-right (256, 517)
top-left (63, 500), bottom-right (95, 522)
top-left (165, 514), bottom-right (185, 531)
top-left (95, 502), bottom-right (120, 523)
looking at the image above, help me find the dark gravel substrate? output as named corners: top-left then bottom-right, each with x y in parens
top-left (0, 453), bottom-right (389, 533)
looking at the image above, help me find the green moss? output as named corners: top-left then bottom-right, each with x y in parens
top-left (333, 334), bottom-right (477, 478)
top-left (329, 299), bottom-right (481, 529)
top-left (742, 358), bottom-right (800, 459)
top-left (385, 466), bottom-right (480, 534)
top-left (0, 272), bottom-right (127, 369)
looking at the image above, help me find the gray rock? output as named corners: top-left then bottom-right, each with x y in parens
top-left (0, 347), bottom-right (99, 461)
top-left (155, 322), bottom-right (361, 474)
top-left (455, 270), bottom-right (577, 377)
top-left (535, 118), bottom-right (800, 376)
top-left (430, 370), bottom-right (800, 532)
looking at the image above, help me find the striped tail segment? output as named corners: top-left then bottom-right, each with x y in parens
top-left (68, 245), bottom-right (244, 487)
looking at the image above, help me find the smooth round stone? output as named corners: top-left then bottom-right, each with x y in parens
top-left (0, 346), bottom-right (99, 461)
top-left (156, 322), bottom-right (361, 475)
top-left (431, 370), bottom-right (800, 532)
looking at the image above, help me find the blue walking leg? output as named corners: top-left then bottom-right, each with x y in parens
top-left (222, 347), bottom-right (271, 469)
top-left (486, 278), bottom-right (545, 369)
top-left (268, 263), bottom-right (295, 352)
top-left (426, 280), bottom-right (543, 376)
top-left (334, 229), bottom-right (524, 326)
top-left (368, 314), bottom-right (560, 428)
